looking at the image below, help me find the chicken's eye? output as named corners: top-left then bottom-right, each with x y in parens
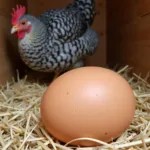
top-left (21, 21), bottom-right (26, 25)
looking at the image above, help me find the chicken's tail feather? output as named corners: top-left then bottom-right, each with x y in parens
top-left (67, 0), bottom-right (96, 26)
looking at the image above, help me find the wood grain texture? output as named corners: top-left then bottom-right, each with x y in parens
top-left (107, 0), bottom-right (150, 79)
top-left (0, 0), bottom-right (27, 85)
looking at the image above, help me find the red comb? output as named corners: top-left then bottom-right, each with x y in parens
top-left (11, 5), bottom-right (26, 25)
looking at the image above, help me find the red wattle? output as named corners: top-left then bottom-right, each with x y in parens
top-left (16, 31), bottom-right (25, 39)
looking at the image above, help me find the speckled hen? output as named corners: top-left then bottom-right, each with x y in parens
top-left (11, 0), bottom-right (99, 79)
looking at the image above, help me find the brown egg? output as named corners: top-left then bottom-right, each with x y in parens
top-left (40, 66), bottom-right (136, 146)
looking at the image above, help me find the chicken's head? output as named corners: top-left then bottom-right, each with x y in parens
top-left (11, 5), bottom-right (31, 39)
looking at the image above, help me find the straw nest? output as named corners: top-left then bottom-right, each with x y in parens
top-left (0, 65), bottom-right (150, 150)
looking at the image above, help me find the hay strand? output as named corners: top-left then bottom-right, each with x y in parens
top-left (0, 65), bottom-right (150, 149)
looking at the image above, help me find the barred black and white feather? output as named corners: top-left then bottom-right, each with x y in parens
top-left (17, 0), bottom-right (99, 73)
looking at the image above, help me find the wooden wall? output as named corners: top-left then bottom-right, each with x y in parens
top-left (27, 0), bottom-right (107, 67)
top-left (0, 0), bottom-right (26, 85)
top-left (107, 0), bottom-right (150, 77)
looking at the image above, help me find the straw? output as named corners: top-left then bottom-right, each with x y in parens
top-left (0, 65), bottom-right (150, 149)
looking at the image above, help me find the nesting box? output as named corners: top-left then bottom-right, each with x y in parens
top-left (0, 1), bottom-right (150, 150)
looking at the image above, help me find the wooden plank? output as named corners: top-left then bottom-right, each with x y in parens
top-left (107, 0), bottom-right (150, 29)
top-left (137, 0), bottom-right (150, 17)
top-left (0, 0), bottom-right (27, 85)
top-left (107, 0), bottom-right (150, 79)
top-left (27, 0), bottom-right (70, 16)
top-left (0, 0), bottom-right (27, 18)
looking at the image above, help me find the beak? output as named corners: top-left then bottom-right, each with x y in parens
top-left (11, 26), bottom-right (19, 34)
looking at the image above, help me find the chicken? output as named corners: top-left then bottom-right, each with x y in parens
top-left (10, 0), bottom-right (99, 80)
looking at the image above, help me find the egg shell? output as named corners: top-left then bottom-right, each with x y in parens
top-left (40, 66), bottom-right (136, 146)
